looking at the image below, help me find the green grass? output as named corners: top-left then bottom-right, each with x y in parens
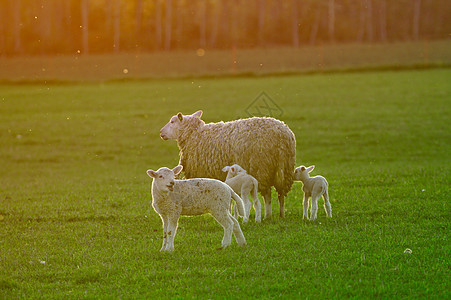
top-left (1, 40), bottom-right (450, 82)
top-left (0, 68), bottom-right (450, 298)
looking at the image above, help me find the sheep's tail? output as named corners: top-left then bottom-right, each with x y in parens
top-left (230, 189), bottom-right (245, 217)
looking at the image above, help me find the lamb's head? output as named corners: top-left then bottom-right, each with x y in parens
top-left (222, 164), bottom-right (247, 178)
top-left (147, 165), bottom-right (183, 192)
top-left (294, 165), bottom-right (315, 182)
top-left (160, 110), bottom-right (203, 140)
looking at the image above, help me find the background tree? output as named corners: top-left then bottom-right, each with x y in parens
top-left (0, 0), bottom-right (450, 55)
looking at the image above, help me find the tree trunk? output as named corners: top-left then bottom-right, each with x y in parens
top-left (12, 0), bottom-right (22, 53)
top-left (310, 8), bottom-right (321, 45)
top-left (199, 0), bottom-right (207, 48)
top-left (366, 0), bottom-right (373, 42)
top-left (136, 0), bottom-right (143, 43)
top-left (175, 0), bottom-right (183, 48)
top-left (357, 0), bottom-right (365, 42)
top-left (413, 0), bottom-right (421, 40)
top-left (292, 0), bottom-right (299, 47)
top-left (209, 0), bottom-right (221, 48)
top-left (164, 0), bottom-right (172, 50)
top-left (379, 0), bottom-right (387, 42)
top-left (257, 0), bottom-right (266, 46)
top-left (155, 0), bottom-right (162, 49)
top-left (113, 0), bottom-right (121, 52)
top-left (81, 0), bottom-right (89, 54)
top-left (328, 0), bottom-right (335, 42)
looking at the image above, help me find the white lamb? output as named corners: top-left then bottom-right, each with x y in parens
top-left (294, 165), bottom-right (332, 221)
top-left (147, 165), bottom-right (247, 252)
top-left (222, 164), bottom-right (261, 223)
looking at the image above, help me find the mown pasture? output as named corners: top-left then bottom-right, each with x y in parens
top-left (0, 68), bottom-right (450, 298)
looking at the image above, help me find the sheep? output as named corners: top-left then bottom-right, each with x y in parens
top-left (222, 164), bottom-right (261, 223)
top-left (159, 110), bottom-right (296, 219)
top-left (146, 164), bottom-right (247, 252)
top-left (294, 165), bottom-right (332, 221)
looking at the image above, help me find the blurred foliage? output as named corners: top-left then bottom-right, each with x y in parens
top-left (0, 0), bottom-right (450, 55)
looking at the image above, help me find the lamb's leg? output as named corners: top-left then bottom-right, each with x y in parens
top-left (160, 215), bottom-right (169, 251)
top-left (165, 215), bottom-right (180, 252)
top-left (303, 194), bottom-right (310, 220)
top-left (262, 188), bottom-right (272, 219)
top-left (241, 190), bottom-right (251, 223)
top-left (310, 194), bottom-right (320, 221)
top-left (278, 194), bottom-right (285, 218)
top-left (211, 210), bottom-right (234, 249)
top-left (252, 188), bottom-right (262, 223)
top-left (323, 190), bottom-right (332, 218)
top-left (229, 211), bottom-right (246, 246)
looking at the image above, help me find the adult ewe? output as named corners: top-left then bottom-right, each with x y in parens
top-left (160, 110), bottom-right (296, 219)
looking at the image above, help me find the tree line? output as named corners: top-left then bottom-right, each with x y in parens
top-left (1, 0), bottom-right (449, 56)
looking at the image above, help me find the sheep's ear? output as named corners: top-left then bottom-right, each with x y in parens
top-left (192, 110), bottom-right (203, 119)
top-left (147, 170), bottom-right (158, 178)
top-left (173, 165), bottom-right (183, 175)
top-left (222, 166), bottom-right (230, 172)
top-left (307, 165), bottom-right (315, 173)
top-left (177, 112), bottom-right (183, 122)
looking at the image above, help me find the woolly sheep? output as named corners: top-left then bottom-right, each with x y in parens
top-left (294, 165), bottom-right (332, 221)
top-left (159, 110), bottom-right (296, 219)
top-left (222, 164), bottom-right (261, 223)
top-left (147, 165), bottom-right (247, 251)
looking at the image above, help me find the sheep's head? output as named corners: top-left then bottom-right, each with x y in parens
top-left (160, 110), bottom-right (203, 140)
top-left (222, 164), bottom-right (247, 178)
top-left (147, 165), bottom-right (183, 192)
top-left (294, 165), bottom-right (315, 181)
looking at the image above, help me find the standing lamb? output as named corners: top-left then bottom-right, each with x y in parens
top-left (159, 110), bottom-right (296, 219)
top-left (147, 164), bottom-right (247, 251)
top-left (222, 164), bottom-right (262, 223)
top-left (294, 165), bottom-right (332, 221)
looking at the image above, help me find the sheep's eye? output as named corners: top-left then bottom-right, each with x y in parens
top-left (159, 175), bottom-right (163, 178)
top-left (170, 121), bottom-right (174, 124)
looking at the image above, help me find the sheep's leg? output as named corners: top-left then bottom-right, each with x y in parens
top-left (252, 188), bottom-right (262, 223)
top-left (241, 190), bottom-right (251, 223)
top-left (211, 210), bottom-right (234, 248)
top-left (229, 211), bottom-right (246, 246)
top-left (323, 190), bottom-right (332, 218)
top-left (278, 194), bottom-right (285, 218)
top-left (233, 203), bottom-right (239, 219)
top-left (303, 194), bottom-right (310, 220)
top-left (160, 215), bottom-right (169, 251)
top-left (310, 194), bottom-right (320, 221)
top-left (262, 188), bottom-right (272, 219)
top-left (165, 215), bottom-right (180, 252)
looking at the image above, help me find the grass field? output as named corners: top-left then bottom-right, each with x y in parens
top-left (1, 40), bottom-right (450, 82)
top-left (0, 66), bottom-right (450, 298)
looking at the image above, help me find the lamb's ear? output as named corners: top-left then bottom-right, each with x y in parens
top-left (147, 170), bottom-right (158, 178)
top-left (192, 110), bottom-right (203, 119)
top-left (177, 112), bottom-right (183, 122)
top-left (222, 166), bottom-right (230, 172)
top-left (307, 165), bottom-right (315, 173)
top-left (173, 165), bottom-right (183, 175)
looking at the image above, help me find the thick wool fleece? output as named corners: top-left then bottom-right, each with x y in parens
top-left (177, 116), bottom-right (296, 198)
